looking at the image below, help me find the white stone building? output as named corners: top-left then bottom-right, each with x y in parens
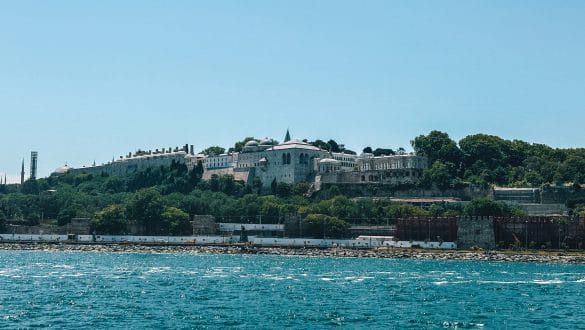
top-left (204, 153), bottom-right (235, 170)
top-left (233, 138), bottom-right (330, 188)
top-left (316, 152), bottom-right (428, 187)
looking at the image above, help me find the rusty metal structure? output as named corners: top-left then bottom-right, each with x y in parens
top-left (395, 216), bottom-right (585, 250)
top-left (494, 216), bottom-right (585, 250)
top-left (395, 217), bottom-right (458, 242)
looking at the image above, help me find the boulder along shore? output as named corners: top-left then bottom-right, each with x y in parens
top-left (2, 242), bottom-right (585, 263)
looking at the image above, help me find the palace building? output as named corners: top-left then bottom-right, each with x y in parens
top-left (56, 130), bottom-right (428, 190)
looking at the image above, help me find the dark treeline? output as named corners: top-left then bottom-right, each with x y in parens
top-left (412, 130), bottom-right (585, 189)
top-left (1, 131), bottom-right (584, 237)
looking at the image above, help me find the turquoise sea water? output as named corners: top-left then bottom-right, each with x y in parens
top-left (1, 251), bottom-right (585, 329)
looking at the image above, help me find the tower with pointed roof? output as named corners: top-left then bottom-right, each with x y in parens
top-left (284, 129), bottom-right (291, 142)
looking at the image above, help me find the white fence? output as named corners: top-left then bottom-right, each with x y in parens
top-left (0, 234), bottom-right (69, 241)
top-left (0, 234), bottom-right (456, 249)
top-left (218, 223), bottom-right (285, 231)
top-left (382, 240), bottom-right (457, 249)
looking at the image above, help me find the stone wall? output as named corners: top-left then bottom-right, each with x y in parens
top-left (66, 218), bottom-right (90, 235)
top-left (517, 203), bottom-right (568, 216)
top-left (70, 152), bottom-right (189, 177)
top-left (192, 215), bottom-right (217, 235)
top-left (457, 216), bottom-right (495, 250)
top-left (318, 169), bottom-right (423, 186)
top-left (541, 185), bottom-right (585, 204)
top-left (395, 217), bottom-right (458, 242)
top-left (314, 183), bottom-right (489, 200)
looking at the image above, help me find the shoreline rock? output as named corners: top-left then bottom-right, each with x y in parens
top-left (1, 242), bottom-right (585, 263)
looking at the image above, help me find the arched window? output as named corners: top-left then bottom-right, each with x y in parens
top-left (299, 153), bottom-right (304, 165)
top-left (286, 153), bottom-right (291, 165)
top-left (282, 153), bottom-right (286, 165)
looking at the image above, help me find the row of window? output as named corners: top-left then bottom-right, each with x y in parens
top-left (360, 171), bottom-right (421, 181)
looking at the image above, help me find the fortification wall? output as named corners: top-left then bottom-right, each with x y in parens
top-left (457, 216), bottom-right (495, 250)
top-left (315, 183), bottom-right (489, 200)
top-left (192, 215), bottom-right (217, 235)
top-left (541, 185), bottom-right (585, 204)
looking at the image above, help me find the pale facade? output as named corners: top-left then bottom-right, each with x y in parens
top-left (66, 144), bottom-right (194, 176)
top-left (316, 153), bottom-right (428, 187)
top-left (204, 154), bottom-right (234, 170)
top-left (234, 139), bottom-right (330, 187)
top-left (357, 153), bottom-right (427, 172)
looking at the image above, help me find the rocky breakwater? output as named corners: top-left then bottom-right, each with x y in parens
top-left (1, 242), bottom-right (585, 263)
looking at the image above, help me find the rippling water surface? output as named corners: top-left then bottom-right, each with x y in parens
top-left (1, 251), bottom-right (585, 328)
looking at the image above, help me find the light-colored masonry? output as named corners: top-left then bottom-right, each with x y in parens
top-left (58, 132), bottom-right (428, 189)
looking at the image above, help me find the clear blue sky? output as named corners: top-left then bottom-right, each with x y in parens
top-left (1, 1), bottom-right (584, 181)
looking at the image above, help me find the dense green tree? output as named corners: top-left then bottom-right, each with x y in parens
top-left (309, 139), bottom-right (329, 150)
top-left (228, 137), bottom-right (259, 153)
top-left (327, 185), bottom-right (341, 197)
top-left (250, 177), bottom-right (263, 194)
top-left (462, 198), bottom-right (525, 216)
top-left (127, 188), bottom-right (164, 235)
top-left (189, 161), bottom-right (204, 187)
top-left (0, 209), bottom-right (6, 232)
top-left (329, 195), bottom-right (358, 220)
top-left (421, 161), bottom-right (455, 190)
top-left (0, 193), bottom-right (41, 222)
top-left (201, 146), bottom-right (226, 156)
top-left (238, 194), bottom-right (262, 221)
top-left (354, 198), bottom-right (378, 222)
top-left (412, 130), bottom-right (462, 171)
top-left (102, 176), bottom-right (127, 193)
top-left (327, 140), bottom-right (341, 153)
top-left (459, 134), bottom-right (511, 172)
top-left (275, 182), bottom-right (292, 198)
top-left (20, 179), bottom-right (40, 195)
top-left (92, 204), bottom-right (127, 234)
top-left (373, 148), bottom-right (395, 156)
top-left (260, 197), bottom-right (282, 223)
top-left (162, 207), bottom-right (191, 235)
top-left (56, 204), bottom-right (82, 226)
top-left (383, 202), bottom-right (429, 218)
top-left (558, 155), bottom-right (585, 183)
top-left (270, 178), bottom-right (278, 195)
top-left (309, 139), bottom-right (345, 152)
top-left (291, 182), bottom-right (311, 196)
top-left (303, 214), bottom-right (350, 238)
top-left (209, 174), bottom-right (220, 192)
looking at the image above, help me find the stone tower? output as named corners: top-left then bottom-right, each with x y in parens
top-left (20, 159), bottom-right (25, 184)
top-left (30, 151), bottom-right (38, 180)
